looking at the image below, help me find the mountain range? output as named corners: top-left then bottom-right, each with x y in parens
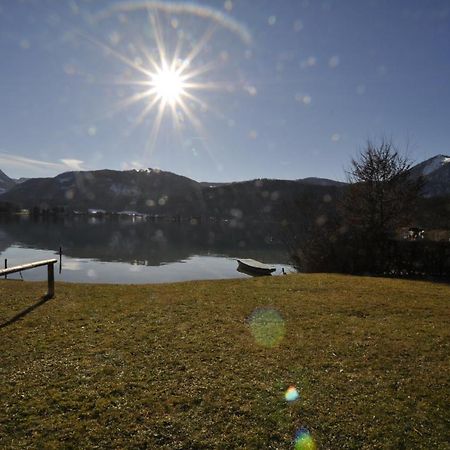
top-left (0, 155), bottom-right (448, 221)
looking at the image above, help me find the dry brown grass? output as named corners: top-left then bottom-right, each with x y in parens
top-left (1, 274), bottom-right (449, 449)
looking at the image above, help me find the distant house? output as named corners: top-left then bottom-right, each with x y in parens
top-left (87, 208), bottom-right (106, 215)
top-left (117, 210), bottom-right (142, 216)
top-left (407, 227), bottom-right (424, 240)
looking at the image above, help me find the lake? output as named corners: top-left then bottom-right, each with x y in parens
top-left (0, 216), bottom-right (292, 284)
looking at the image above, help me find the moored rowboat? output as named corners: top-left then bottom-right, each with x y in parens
top-left (236, 259), bottom-right (276, 276)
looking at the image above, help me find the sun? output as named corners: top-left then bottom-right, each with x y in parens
top-left (87, 3), bottom-right (254, 165)
top-left (150, 66), bottom-right (186, 105)
top-left (83, 12), bottom-right (228, 155)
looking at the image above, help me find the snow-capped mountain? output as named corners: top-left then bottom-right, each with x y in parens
top-left (412, 154), bottom-right (450, 176)
top-left (410, 154), bottom-right (450, 197)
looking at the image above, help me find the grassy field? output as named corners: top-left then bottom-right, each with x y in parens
top-left (1, 274), bottom-right (449, 449)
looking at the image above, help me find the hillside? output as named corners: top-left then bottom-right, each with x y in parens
top-left (0, 169), bottom-right (345, 220)
top-left (203, 178), bottom-right (343, 221)
top-left (409, 154), bottom-right (450, 197)
top-left (0, 169), bottom-right (205, 216)
top-left (0, 170), bottom-right (15, 195)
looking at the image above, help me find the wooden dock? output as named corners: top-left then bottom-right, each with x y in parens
top-left (0, 259), bottom-right (58, 298)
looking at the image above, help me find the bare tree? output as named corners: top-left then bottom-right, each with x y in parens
top-left (343, 139), bottom-right (423, 272)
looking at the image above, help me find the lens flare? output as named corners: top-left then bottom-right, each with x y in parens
top-left (285, 386), bottom-right (299, 402)
top-left (95, 1), bottom-right (252, 45)
top-left (294, 428), bottom-right (317, 450)
top-left (249, 308), bottom-right (285, 348)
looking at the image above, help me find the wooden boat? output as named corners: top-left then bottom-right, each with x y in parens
top-left (236, 259), bottom-right (276, 276)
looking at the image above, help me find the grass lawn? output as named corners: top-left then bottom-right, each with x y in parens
top-left (1, 274), bottom-right (449, 449)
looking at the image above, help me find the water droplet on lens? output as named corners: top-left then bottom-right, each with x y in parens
top-left (108, 31), bottom-right (121, 46)
top-left (306, 56), bottom-right (316, 67)
top-left (356, 84), bottom-right (366, 95)
top-left (293, 20), bottom-right (303, 32)
top-left (245, 85), bottom-right (257, 96)
top-left (230, 208), bottom-right (243, 219)
top-left (377, 65), bottom-right (387, 76)
top-left (224, 0), bottom-right (233, 11)
top-left (329, 55), bottom-right (340, 68)
top-left (20, 39), bottom-right (30, 50)
top-left (87, 269), bottom-right (97, 278)
top-left (63, 64), bottom-right (76, 75)
top-left (316, 215), bottom-right (327, 226)
top-left (248, 308), bottom-right (285, 348)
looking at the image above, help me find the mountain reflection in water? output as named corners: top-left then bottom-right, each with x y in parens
top-left (0, 216), bottom-right (291, 283)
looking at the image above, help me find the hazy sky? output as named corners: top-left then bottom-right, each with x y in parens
top-left (0, 0), bottom-right (449, 181)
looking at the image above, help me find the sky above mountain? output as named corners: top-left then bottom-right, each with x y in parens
top-left (0, 0), bottom-right (449, 182)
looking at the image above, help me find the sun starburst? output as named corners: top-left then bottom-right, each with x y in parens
top-left (83, 8), bottom-right (237, 164)
top-left (151, 65), bottom-right (186, 104)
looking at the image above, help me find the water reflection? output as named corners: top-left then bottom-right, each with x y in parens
top-left (0, 216), bottom-right (290, 283)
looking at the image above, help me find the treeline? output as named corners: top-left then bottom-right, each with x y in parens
top-left (0, 202), bottom-right (20, 214)
top-left (283, 140), bottom-right (450, 279)
top-left (0, 203), bottom-right (67, 217)
top-left (285, 229), bottom-right (450, 278)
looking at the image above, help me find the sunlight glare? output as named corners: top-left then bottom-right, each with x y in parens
top-left (151, 67), bottom-right (185, 104)
top-left (86, 9), bottom-right (238, 159)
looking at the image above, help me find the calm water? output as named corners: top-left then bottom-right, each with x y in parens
top-left (0, 216), bottom-right (292, 284)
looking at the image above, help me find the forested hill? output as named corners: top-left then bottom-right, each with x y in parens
top-left (0, 153), bottom-right (449, 223)
top-left (0, 168), bottom-right (345, 219)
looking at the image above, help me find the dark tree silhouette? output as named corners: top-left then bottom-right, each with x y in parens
top-left (283, 139), bottom-right (450, 277)
top-left (343, 139), bottom-right (423, 272)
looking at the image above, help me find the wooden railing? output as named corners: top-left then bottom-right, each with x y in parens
top-left (0, 259), bottom-right (58, 298)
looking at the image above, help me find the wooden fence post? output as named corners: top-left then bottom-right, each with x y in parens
top-left (47, 262), bottom-right (55, 298)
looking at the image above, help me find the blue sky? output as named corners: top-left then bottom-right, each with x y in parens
top-left (0, 0), bottom-right (449, 182)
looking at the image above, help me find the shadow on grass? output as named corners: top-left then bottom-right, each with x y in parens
top-left (0, 294), bottom-right (53, 329)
